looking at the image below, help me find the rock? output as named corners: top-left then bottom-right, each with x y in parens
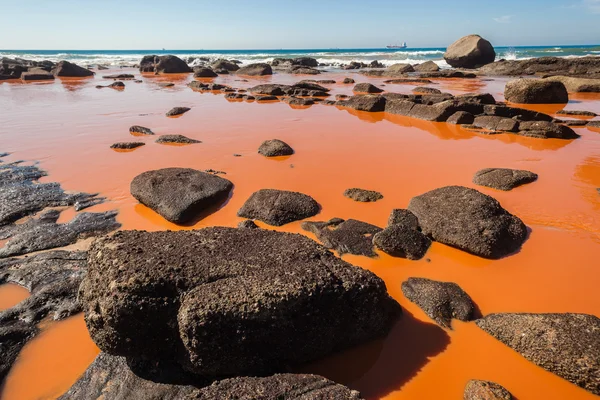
top-left (444, 35), bottom-right (496, 68)
top-left (407, 186), bottom-right (527, 259)
top-left (413, 86), bottom-right (442, 94)
top-left (0, 321), bottom-right (36, 380)
top-left (338, 95), bottom-right (386, 112)
top-left (96, 82), bottom-right (125, 89)
top-left (369, 60), bottom-right (385, 68)
top-left (343, 78), bottom-right (355, 84)
top-left (388, 209), bottom-right (420, 229)
top-left (343, 188), bottom-right (383, 202)
top-left (237, 189), bottom-right (319, 226)
top-left (353, 83), bottom-right (384, 93)
top-left (473, 168), bottom-right (538, 191)
top-left (236, 63), bottom-right (272, 76)
top-left (482, 104), bottom-right (552, 122)
top-left (518, 121), bottom-right (580, 139)
top-left (414, 60), bottom-right (440, 72)
top-left (472, 116), bottom-right (519, 132)
top-left (588, 121), bottom-right (600, 128)
top-left (302, 218), bottom-right (382, 257)
top-left (343, 61), bottom-right (365, 70)
top-left (258, 139), bottom-right (294, 157)
top-left (110, 142), bottom-right (145, 150)
top-left (387, 63), bottom-right (415, 74)
top-left (477, 313), bottom-right (600, 395)
top-left (155, 135), bottom-right (200, 144)
top-left (464, 380), bottom-right (513, 400)
top-left (139, 55), bottom-right (192, 74)
top-left (256, 95), bottom-right (279, 101)
top-left (543, 76), bottom-right (600, 92)
top-left (80, 228), bottom-right (401, 376)
top-left (408, 100), bottom-right (461, 122)
top-left (158, 82), bottom-right (174, 87)
top-left (193, 67), bottom-right (218, 78)
top-left (97, 65), bottom-right (108, 70)
top-left (284, 97), bottom-right (315, 106)
top-left (478, 56), bottom-right (600, 77)
top-left (166, 107), bottom-right (191, 117)
top-left (211, 59), bottom-right (240, 71)
top-left (455, 93), bottom-right (496, 105)
top-left (383, 78), bottom-right (434, 84)
top-left (293, 81), bottom-right (330, 92)
top-left (248, 84), bottom-right (287, 95)
top-left (130, 168), bottom-right (233, 224)
top-left (563, 120), bottom-right (589, 127)
top-left (373, 224), bottom-right (431, 260)
top-left (237, 220), bottom-right (259, 229)
top-left (401, 278), bottom-right (475, 328)
top-left (130, 125), bottom-right (154, 135)
top-left (556, 109), bottom-right (597, 117)
top-left (21, 70), bottom-right (54, 81)
top-left (504, 79), bottom-right (568, 104)
top-left (52, 60), bottom-right (94, 77)
top-left (288, 65), bottom-right (321, 75)
top-left (102, 73), bottom-right (134, 79)
top-left (447, 111), bottom-right (475, 125)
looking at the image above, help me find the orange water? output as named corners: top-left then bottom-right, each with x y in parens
top-left (0, 69), bottom-right (599, 399)
top-left (0, 284), bottom-right (30, 311)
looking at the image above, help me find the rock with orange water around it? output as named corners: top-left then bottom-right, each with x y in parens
top-left (338, 95), bottom-right (386, 112)
top-left (236, 63), bottom-right (272, 76)
top-left (130, 125), bottom-right (154, 135)
top-left (504, 79), bottom-right (568, 104)
top-left (238, 189), bottom-right (318, 226)
top-left (343, 188), bottom-right (383, 202)
top-left (155, 134), bottom-right (201, 144)
top-left (110, 142), bottom-right (145, 150)
top-left (473, 168), bottom-right (538, 191)
top-left (302, 218), bottom-right (382, 257)
top-left (373, 224), bottom-right (431, 260)
top-left (464, 380), bottom-right (513, 400)
top-left (353, 82), bottom-right (384, 93)
top-left (139, 55), bottom-right (192, 74)
top-left (258, 139), bottom-right (294, 157)
top-left (414, 60), bottom-right (440, 72)
top-left (166, 106), bottom-right (191, 117)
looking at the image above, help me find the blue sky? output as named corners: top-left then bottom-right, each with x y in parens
top-left (1, 0), bottom-right (599, 49)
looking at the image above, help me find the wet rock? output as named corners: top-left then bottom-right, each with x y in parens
top-left (110, 142), bottom-right (145, 150)
top-left (473, 168), bottom-right (538, 191)
top-left (383, 78), bottom-right (434, 84)
top-left (193, 67), bottom-right (218, 78)
top-left (130, 125), bottom-right (154, 135)
top-left (96, 81), bottom-right (125, 89)
top-left (387, 63), bottom-right (415, 74)
top-left (0, 321), bottom-right (35, 380)
top-left (130, 168), bottom-right (233, 224)
top-left (464, 380), bottom-right (513, 400)
top-left (293, 81), bottom-right (330, 92)
top-left (237, 220), bottom-right (259, 229)
top-left (588, 121), bottom-right (600, 128)
top-left (414, 60), bottom-right (440, 72)
top-left (158, 82), bottom-right (175, 88)
top-left (455, 93), bottom-right (496, 105)
top-left (343, 188), bottom-right (383, 202)
top-left (338, 95), bottom-right (386, 112)
top-left (408, 100), bottom-right (461, 122)
top-left (353, 83), bottom-right (384, 93)
top-left (52, 60), bottom-right (94, 77)
top-left (478, 56), bottom-right (600, 77)
top-left (447, 111), bottom-right (475, 125)
top-left (248, 84), bottom-right (287, 95)
top-left (518, 120), bottom-right (579, 139)
top-left (444, 35), bottom-right (496, 68)
top-left (413, 86), bottom-right (442, 94)
top-left (336, 94), bottom-right (349, 100)
top-left (288, 65), bottom-right (321, 75)
top-left (21, 70), bottom-right (55, 81)
top-left (482, 104), bottom-right (552, 122)
top-left (224, 93), bottom-right (244, 100)
top-left (139, 55), bottom-right (192, 74)
top-left (256, 95), bottom-right (278, 101)
top-left (166, 107), bottom-right (191, 117)
top-left (384, 99), bottom-right (417, 116)
top-left (477, 313), bottom-right (600, 395)
top-left (243, 95), bottom-right (255, 101)
top-left (373, 224), bottom-right (431, 260)
top-left (258, 139), bottom-right (294, 157)
top-left (473, 116), bottom-right (519, 132)
top-left (211, 59), bottom-right (240, 72)
top-left (102, 73), bottom-right (134, 79)
top-left (343, 77), bottom-right (355, 84)
top-left (563, 120), bottom-right (589, 127)
top-left (388, 209), bottom-right (420, 229)
top-left (402, 278), bottom-right (475, 328)
top-left (543, 76), bottom-right (600, 92)
top-left (236, 63), bottom-right (272, 76)
top-left (284, 97), bottom-right (315, 106)
top-left (237, 189), bottom-right (319, 226)
top-left (156, 135), bottom-right (201, 144)
top-left (407, 186), bottom-right (527, 259)
top-left (80, 228), bottom-right (400, 376)
top-left (302, 218), bottom-right (382, 257)
top-left (343, 61), bottom-right (366, 70)
top-left (504, 79), bottom-right (568, 104)
top-left (556, 109), bottom-right (597, 117)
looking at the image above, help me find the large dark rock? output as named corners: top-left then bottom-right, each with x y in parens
top-left (444, 35), bottom-right (496, 68)
top-left (302, 218), bottom-right (382, 257)
top-left (373, 224), bottom-right (431, 260)
top-left (407, 186), bottom-right (527, 259)
top-left (211, 59), bottom-right (240, 72)
top-left (473, 116), bottom-right (519, 132)
top-left (52, 60), bottom-right (94, 77)
top-left (193, 67), bottom-right (218, 78)
top-left (517, 120), bottom-right (580, 139)
top-left (414, 60), bottom-right (440, 72)
top-left (130, 168), bottom-right (232, 224)
top-left (236, 63), bottom-right (272, 76)
top-left (504, 79), bottom-right (568, 104)
top-left (478, 56), bottom-right (600, 77)
top-left (338, 95), bottom-right (387, 112)
top-left (343, 188), bottom-right (383, 202)
top-left (80, 228), bottom-right (401, 376)
top-left (473, 168), bottom-right (538, 191)
top-left (353, 83), bottom-right (384, 93)
top-left (401, 278), bottom-right (475, 328)
top-left (447, 111), bottom-right (475, 125)
top-left (477, 313), bottom-right (600, 395)
top-left (237, 189), bottom-right (319, 226)
top-left (258, 139), bottom-right (294, 157)
top-left (388, 209), bottom-right (420, 229)
top-left (140, 55), bottom-right (192, 74)
top-left (464, 380), bottom-right (513, 400)
top-left (387, 63), bottom-right (415, 74)
top-left (0, 321), bottom-right (35, 380)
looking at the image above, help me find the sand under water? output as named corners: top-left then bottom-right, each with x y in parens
top-left (0, 68), bottom-right (599, 399)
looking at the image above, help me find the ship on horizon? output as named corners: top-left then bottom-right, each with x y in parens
top-left (386, 42), bottom-right (407, 49)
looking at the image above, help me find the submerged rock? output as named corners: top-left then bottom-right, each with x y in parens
top-left (258, 139), bottom-right (294, 157)
top-left (130, 168), bottom-right (233, 224)
top-left (444, 35), bottom-right (496, 68)
top-left (353, 83), bottom-right (384, 93)
top-left (102, 73), bottom-right (134, 79)
top-left (96, 81), bottom-right (125, 89)
top-left (407, 186), bottom-right (527, 259)
top-left (80, 228), bottom-right (401, 376)
top-left (156, 135), bottom-right (201, 144)
top-left (302, 218), bottom-right (382, 257)
top-left (236, 63), bottom-right (273, 76)
top-left (504, 79), bottom-right (568, 104)
top-left (110, 142), bottom-right (145, 150)
top-left (52, 60), bottom-right (94, 77)
top-left (402, 278), bottom-right (475, 328)
top-left (343, 188), bottom-right (383, 202)
top-left (166, 107), bottom-right (191, 117)
top-left (477, 313), bottom-right (600, 395)
top-left (464, 380), bottom-right (513, 400)
top-left (130, 125), bottom-right (155, 135)
top-left (237, 189), bottom-right (319, 226)
top-left (373, 224), bottom-right (431, 260)
top-left (473, 168), bottom-right (538, 191)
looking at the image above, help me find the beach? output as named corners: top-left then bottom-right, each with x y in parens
top-left (1, 39), bottom-right (600, 399)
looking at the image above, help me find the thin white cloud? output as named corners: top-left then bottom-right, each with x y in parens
top-left (493, 15), bottom-right (512, 23)
top-left (584, 0), bottom-right (600, 13)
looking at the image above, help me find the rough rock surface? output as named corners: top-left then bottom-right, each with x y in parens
top-left (258, 139), bottom-right (294, 157)
top-left (237, 220), bottom-right (259, 229)
top-left (0, 321), bottom-right (35, 380)
top-left (589, 121), bottom-right (600, 128)
top-left (130, 168), bottom-right (233, 224)
top-left (166, 107), bottom-right (191, 117)
top-left (130, 125), bottom-right (155, 135)
top-left (21, 70), bottom-right (55, 81)
top-left (388, 209), bottom-right (420, 229)
top-left (110, 142), bottom-right (145, 150)
top-left (193, 67), bottom-right (218, 78)
top-left (478, 56), bottom-right (600, 77)
top-left (472, 116), bottom-right (519, 132)
top-left (52, 60), bottom-right (94, 77)
top-left (343, 78), bottom-right (355, 84)
top-left (237, 189), bottom-right (319, 226)
top-left (407, 186), bottom-right (527, 259)
top-left (504, 79), bottom-right (568, 104)
top-left (476, 313), bottom-right (600, 395)
top-left (387, 63), bottom-right (415, 74)
top-left (401, 278), bottom-right (475, 328)
top-left (236, 63), bottom-right (272, 76)
top-left (338, 95), bottom-right (386, 112)
top-left (211, 59), bottom-right (240, 72)
top-left (556, 109), bottom-right (597, 117)
top-left (302, 218), bottom-right (382, 257)
top-left (96, 82), bottom-right (125, 89)
top-left (464, 380), bottom-right (513, 400)
top-left (473, 168), bottom-right (538, 191)
top-left (353, 83), bottom-right (384, 93)
top-left (444, 35), bottom-right (496, 68)
top-left (414, 60), bottom-right (440, 72)
top-left (544, 76), bottom-right (600, 92)
top-left (80, 228), bottom-right (401, 376)
top-left (518, 121), bottom-right (579, 139)
top-left (373, 224), bottom-right (431, 260)
top-left (447, 111), bottom-right (475, 125)
top-left (140, 55), bottom-right (192, 74)
top-left (413, 86), bottom-right (442, 94)
top-left (156, 135), bottom-right (201, 144)
top-left (343, 188), bottom-right (383, 202)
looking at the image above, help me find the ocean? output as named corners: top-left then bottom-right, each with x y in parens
top-left (1, 45), bottom-right (599, 69)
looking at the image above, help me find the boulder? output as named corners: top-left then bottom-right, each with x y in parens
top-left (52, 60), bottom-right (94, 77)
top-left (447, 111), bottom-right (475, 125)
top-left (211, 59), bottom-right (240, 71)
top-left (155, 135), bottom-right (200, 144)
top-left (408, 100), bottom-right (459, 122)
top-left (110, 142), bottom-right (145, 150)
top-left (401, 278), bottom-right (475, 328)
top-left (130, 125), bottom-right (154, 135)
top-left (166, 107), bottom-right (191, 117)
top-left (518, 121), bottom-right (579, 139)
top-left (473, 168), bottom-right (538, 191)
top-left (302, 218), bottom-right (382, 257)
top-left (478, 56), bottom-right (600, 77)
top-left (139, 55), bottom-right (192, 74)
top-left (444, 35), bottom-right (496, 68)
top-left (293, 81), bottom-right (330, 92)
top-left (130, 168), bottom-right (233, 224)
top-left (388, 209), bottom-right (420, 229)
top-left (504, 79), bottom-right (568, 104)
top-left (473, 116), bottom-right (519, 132)
top-left (407, 186), bottom-right (527, 259)
top-left (288, 65), bottom-right (321, 75)
top-left (237, 189), bottom-right (319, 226)
top-left (387, 63), bottom-right (415, 74)
top-left (353, 83), bottom-right (384, 93)
top-left (464, 380), bottom-right (513, 400)
top-left (343, 77), bottom-right (355, 84)
top-left (343, 188), bottom-right (383, 202)
top-left (258, 139), bottom-right (294, 157)
top-left (414, 60), bottom-right (440, 72)
top-left (238, 220), bottom-right (259, 229)
top-left (482, 104), bottom-right (552, 121)
top-left (413, 86), bottom-right (442, 94)
top-left (193, 67), bottom-right (218, 78)
top-left (285, 97), bottom-right (315, 106)
top-left (338, 95), bottom-right (387, 112)
top-left (477, 313), bottom-right (600, 395)
top-left (373, 225), bottom-right (431, 260)
top-left (80, 228), bottom-right (401, 376)
top-left (544, 76), bottom-right (600, 92)
top-left (236, 63), bottom-right (272, 76)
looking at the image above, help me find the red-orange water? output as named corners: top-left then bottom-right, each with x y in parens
top-left (0, 70), bottom-right (599, 399)
top-left (0, 284), bottom-right (29, 311)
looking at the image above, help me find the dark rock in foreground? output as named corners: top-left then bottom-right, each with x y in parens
top-left (353, 83), bottom-right (384, 93)
top-left (130, 125), bottom-right (154, 135)
top-left (110, 142), bottom-right (145, 150)
top-left (156, 135), bottom-right (201, 145)
top-left (402, 278), bottom-right (474, 329)
top-left (373, 224), bottom-right (431, 260)
top-left (237, 189), bottom-right (319, 226)
top-left (464, 380), bottom-right (513, 400)
top-left (338, 95), bottom-right (386, 112)
top-left (388, 209), bottom-right (420, 229)
top-left (166, 107), bottom-right (191, 117)
top-left (140, 55), bottom-right (192, 74)
top-left (52, 60), bottom-right (94, 77)
top-left (130, 168), bottom-right (233, 224)
top-left (473, 168), bottom-right (538, 191)
top-left (407, 186), bottom-right (527, 259)
top-left (236, 63), bottom-right (272, 76)
top-left (447, 111), bottom-right (475, 125)
top-left (518, 121), bottom-right (579, 139)
top-left (477, 313), bottom-right (600, 395)
top-left (258, 139), bottom-right (294, 157)
top-left (80, 228), bottom-right (401, 376)
top-left (444, 34), bottom-right (496, 68)
top-left (504, 79), bottom-right (568, 104)
top-left (302, 218), bottom-right (382, 257)
top-left (343, 188), bottom-right (383, 202)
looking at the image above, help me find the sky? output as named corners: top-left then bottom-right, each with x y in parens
top-left (0, 0), bottom-right (599, 50)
